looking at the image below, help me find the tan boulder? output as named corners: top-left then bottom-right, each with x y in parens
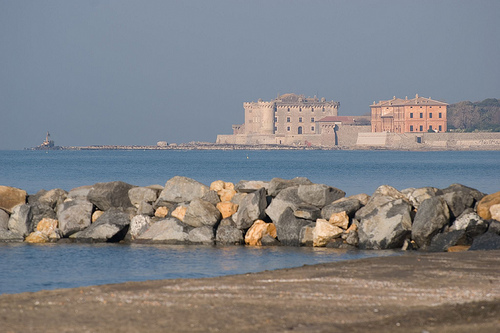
top-left (0, 186), bottom-right (27, 214)
top-left (210, 180), bottom-right (226, 192)
top-left (245, 220), bottom-right (277, 246)
top-left (329, 211), bottom-right (349, 230)
top-left (490, 204), bottom-right (500, 221)
top-left (36, 218), bottom-right (58, 234)
top-left (224, 182), bottom-right (235, 191)
top-left (25, 231), bottom-right (49, 243)
top-left (92, 210), bottom-right (104, 222)
top-left (477, 191), bottom-right (500, 220)
top-left (216, 201), bottom-right (239, 219)
top-left (218, 189), bottom-right (236, 202)
top-left (155, 206), bottom-right (169, 218)
top-left (313, 219), bottom-right (344, 247)
top-left (171, 206), bottom-right (187, 221)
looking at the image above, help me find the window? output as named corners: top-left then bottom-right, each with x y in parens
top-left (299, 117), bottom-right (303, 123)
top-left (311, 108), bottom-right (314, 112)
top-left (429, 113), bottom-right (433, 118)
top-left (410, 125), bottom-right (414, 131)
top-left (439, 125), bottom-right (442, 131)
top-left (310, 117), bottom-right (315, 122)
top-left (274, 127), bottom-right (277, 132)
top-left (439, 113), bottom-right (442, 118)
top-left (287, 126), bottom-right (290, 131)
top-left (311, 126), bottom-right (315, 131)
top-left (322, 107), bottom-right (325, 112)
top-left (429, 125), bottom-right (433, 130)
top-left (298, 126), bottom-right (303, 134)
top-left (419, 125), bottom-right (423, 131)
top-left (286, 117), bottom-right (290, 123)
top-left (410, 113), bottom-right (413, 118)
top-left (299, 107), bottom-right (302, 112)
top-left (274, 117), bottom-right (278, 122)
top-left (287, 108), bottom-right (290, 112)
top-left (420, 113), bottom-right (423, 118)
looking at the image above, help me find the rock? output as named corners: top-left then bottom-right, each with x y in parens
top-left (373, 185), bottom-right (408, 201)
top-left (72, 208), bottom-right (130, 242)
top-left (8, 204), bottom-right (32, 236)
top-left (0, 229), bottom-right (24, 242)
top-left (183, 198), bottom-right (221, 228)
top-left (328, 211), bottom-right (349, 230)
top-left (216, 201), bottom-right (239, 219)
top-left (157, 176), bottom-right (209, 204)
top-left (357, 198), bottom-right (412, 250)
top-left (218, 189), bottom-right (236, 202)
top-left (87, 181), bottom-right (135, 211)
top-left (201, 190), bottom-right (221, 205)
top-left (188, 226), bottom-right (215, 244)
top-left (261, 234), bottom-right (281, 246)
top-left (490, 204), bottom-right (500, 221)
top-left (245, 220), bottom-right (277, 246)
top-left (36, 217), bottom-right (59, 235)
top-left (449, 211), bottom-right (488, 244)
top-left (232, 188), bottom-right (267, 230)
top-left (30, 202), bottom-right (57, 229)
top-left (27, 189), bottom-right (47, 205)
top-left (230, 192), bottom-right (248, 206)
top-left (442, 183), bottom-right (485, 202)
top-left (210, 180), bottom-right (226, 192)
top-left (215, 218), bottom-right (244, 245)
top-left (477, 191), bottom-right (500, 220)
top-left (404, 187), bottom-right (441, 209)
top-left (137, 201), bottom-right (155, 216)
top-left (57, 200), bottom-right (93, 237)
top-left (129, 215), bottom-right (152, 239)
top-left (234, 180), bottom-right (269, 193)
top-left (92, 210), bottom-right (104, 222)
top-left (294, 206), bottom-right (321, 220)
top-left (412, 196), bottom-right (451, 248)
top-left (265, 187), bottom-right (302, 224)
top-left (154, 206), bottom-right (169, 218)
top-left (275, 207), bottom-right (310, 246)
top-left (0, 186), bottom-right (27, 214)
top-left (313, 219), bottom-right (344, 247)
top-left (128, 187), bottom-right (158, 209)
top-left (297, 184), bottom-right (345, 208)
top-left (488, 220), bottom-right (500, 235)
top-left (441, 188), bottom-right (476, 219)
top-left (137, 218), bottom-right (192, 243)
top-left (67, 186), bottom-right (93, 202)
top-left (350, 193), bottom-right (370, 206)
top-left (38, 189), bottom-right (67, 209)
top-left (0, 209), bottom-right (9, 230)
top-left (299, 223), bottom-right (315, 246)
top-left (469, 232), bottom-right (500, 251)
top-left (344, 225), bottom-right (359, 247)
top-left (171, 205), bottom-right (188, 222)
top-left (267, 177), bottom-right (313, 197)
top-left (427, 230), bottom-right (466, 252)
top-left (25, 231), bottom-right (49, 243)
top-left (321, 198), bottom-right (362, 219)
top-left (355, 185), bottom-right (408, 221)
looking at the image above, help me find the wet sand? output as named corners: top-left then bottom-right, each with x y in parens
top-left (1, 250), bottom-right (499, 332)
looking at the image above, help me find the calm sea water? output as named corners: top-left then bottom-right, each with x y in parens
top-left (0, 149), bottom-right (499, 294)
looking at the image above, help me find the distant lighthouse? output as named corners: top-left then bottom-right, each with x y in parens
top-left (41, 131), bottom-right (55, 148)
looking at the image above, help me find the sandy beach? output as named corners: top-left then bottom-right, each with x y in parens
top-left (1, 250), bottom-right (499, 332)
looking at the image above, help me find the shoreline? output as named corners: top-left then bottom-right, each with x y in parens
top-left (1, 250), bottom-right (499, 332)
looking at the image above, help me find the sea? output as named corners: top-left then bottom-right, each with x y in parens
top-left (1, 149), bottom-right (499, 294)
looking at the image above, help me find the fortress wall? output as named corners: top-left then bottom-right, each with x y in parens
top-left (336, 125), bottom-right (371, 147)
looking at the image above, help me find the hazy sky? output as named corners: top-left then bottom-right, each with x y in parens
top-left (1, 0), bottom-right (499, 149)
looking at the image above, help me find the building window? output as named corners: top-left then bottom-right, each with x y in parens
top-left (429, 113), bottom-right (432, 118)
top-left (439, 113), bottom-right (442, 118)
top-left (298, 126), bottom-right (303, 134)
top-left (419, 125), bottom-right (423, 131)
top-left (311, 126), bottom-right (315, 131)
top-left (274, 117), bottom-right (278, 122)
top-left (410, 125), bottom-right (413, 131)
top-left (287, 126), bottom-right (290, 132)
top-left (287, 107), bottom-right (290, 112)
top-left (420, 113), bottom-right (423, 118)
top-left (299, 117), bottom-right (303, 123)
top-left (439, 125), bottom-right (442, 131)
top-left (299, 107), bottom-right (302, 112)
top-left (311, 108), bottom-right (314, 112)
top-left (311, 117), bottom-right (315, 122)
top-left (322, 107), bottom-right (325, 112)
top-left (410, 113), bottom-right (413, 118)
top-left (274, 127), bottom-right (277, 132)
top-left (429, 125), bottom-right (433, 131)
top-left (287, 117), bottom-right (290, 123)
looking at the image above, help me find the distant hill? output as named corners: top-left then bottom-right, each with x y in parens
top-left (447, 98), bottom-right (500, 132)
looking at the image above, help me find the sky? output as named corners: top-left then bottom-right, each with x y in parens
top-left (1, 0), bottom-right (499, 149)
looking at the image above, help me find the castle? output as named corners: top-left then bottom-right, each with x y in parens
top-left (216, 93), bottom-right (370, 147)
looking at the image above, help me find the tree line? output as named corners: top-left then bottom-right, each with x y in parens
top-left (447, 98), bottom-right (500, 132)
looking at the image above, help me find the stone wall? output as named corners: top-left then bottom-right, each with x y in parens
top-left (336, 125), bottom-right (371, 147)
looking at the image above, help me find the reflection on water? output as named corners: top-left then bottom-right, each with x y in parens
top-left (0, 243), bottom-right (400, 294)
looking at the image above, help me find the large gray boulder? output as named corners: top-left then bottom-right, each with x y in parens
top-left (441, 184), bottom-right (485, 219)
top-left (30, 202), bottom-right (57, 230)
top-left (234, 180), bottom-right (269, 193)
top-left (232, 187), bottom-right (267, 230)
top-left (188, 226), bottom-right (215, 244)
top-left (0, 186), bottom-right (27, 214)
top-left (265, 186), bottom-right (303, 224)
top-left (57, 200), bottom-right (93, 237)
top-left (449, 211), bottom-right (488, 244)
top-left (0, 209), bottom-right (10, 230)
top-left (357, 198), bottom-right (412, 249)
top-left (321, 198), bottom-right (362, 219)
top-left (403, 187), bottom-right (441, 209)
top-left (128, 187), bottom-right (158, 209)
top-left (274, 207), bottom-right (310, 246)
top-left (129, 215), bottom-right (153, 240)
top-left (8, 204), bottom-right (32, 236)
top-left (72, 208), bottom-right (130, 242)
top-left (427, 230), bottom-right (466, 252)
top-left (38, 188), bottom-right (67, 209)
top-left (297, 184), bottom-right (345, 208)
top-left (215, 218), bottom-right (244, 245)
top-left (137, 218), bottom-right (192, 243)
top-left (67, 186), bottom-right (93, 202)
top-left (0, 229), bottom-right (24, 242)
top-left (469, 232), bottom-right (500, 251)
top-left (156, 176), bottom-right (209, 204)
top-left (412, 196), bottom-right (451, 248)
top-left (355, 185), bottom-right (409, 221)
top-left (87, 181), bottom-right (135, 211)
top-left (183, 198), bottom-right (221, 228)
top-left (201, 190), bottom-right (221, 205)
top-left (267, 177), bottom-right (313, 197)
top-left (294, 206), bottom-right (321, 221)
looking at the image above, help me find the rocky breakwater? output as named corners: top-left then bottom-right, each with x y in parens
top-left (1, 178), bottom-right (500, 251)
